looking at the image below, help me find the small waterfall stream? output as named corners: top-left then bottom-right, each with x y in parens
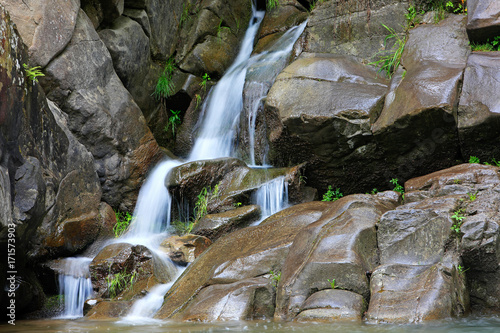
top-left (57, 1), bottom-right (306, 319)
top-left (57, 257), bottom-right (93, 318)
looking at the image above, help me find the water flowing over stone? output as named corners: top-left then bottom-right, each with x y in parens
top-left (57, 257), bottom-right (94, 318)
top-left (188, 8), bottom-right (266, 161)
top-left (125, 159), bottom-right (181, 240)
top-left (253, 176), bottom-right (288, 222)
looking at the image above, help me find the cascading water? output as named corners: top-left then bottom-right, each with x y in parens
top-left (125, 159), bottom-right (181, 241)
top-left (253, 176), bottom-right (289, 221)
top-left (188, 9), bottom-right (265, 161)
top-left (57, 257), bottom-right (93, 318)
top-left (57, 2), bottom-right (306, 319)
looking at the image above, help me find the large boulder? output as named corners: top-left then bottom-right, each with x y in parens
top-left (458, 52), bottom-right (500, 162)
top-left (0, 0), bottom-right (79, 67)
top-left (372, 14), bottom-right (470, 183)
top-left (275, 193), bottom-right (399, 320)
top-left (42, 10), bottom-right (162, 211)
top-left (155, 201), bottom-right (335, 319)
top-left (265, 53), bottom-right (388, 192)
top-left (98, 15), bottom-right (159, 119)
top-left (467, 0), bottom-right (500, 42)
top-left (302, 0), bottom-right (408, 60)
top-left (0, 5), bottom-right (106, 314)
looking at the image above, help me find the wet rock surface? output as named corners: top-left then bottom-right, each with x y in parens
top-left (458, 52), bottom-right (500, 162)
top-left (467, 0), bottom-right (500, 42)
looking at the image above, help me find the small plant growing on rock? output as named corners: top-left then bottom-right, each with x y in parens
top-left (216, 19), bottom-right (231, 40)
top-left (106, 270), bottom-right (136, 298)
top-left (200, 73), bottom-right (211, 92)
top-left (23, 63), bottom-right (45, 83)
top-left (457, 264), bottom-right (469, 274)
top-left (267, 0), bottom-right (280, 11)
top-left (153, 58), bottom-right (176, 100)
top-left (469, 156), bottom-right (480, 164)
top-left (193, 183), bottom-right (220, 223)
top-left (269, 270), bottom-right (281, 287)
top-left (164, 109), bottom-right (182, 136)
top-left (369, 25), bottom-right (406, 79)
top-left (446, 0), bottom-right (466, 14)
top-left (113, 211), bottom-right (133, 238)
top-left (390, 178), bottom-right (405, 200)
top-left (471, 36), bottom-right (500, 52)
top-left (328, 278), bottom-right (337, 289)
top-left (194, 94), bottom-right (202, 110)
top-left (451, 208), bottom-right (466, 235)
top-left (171, 220), bottom-right (195, 235)
top-left (467, 191), bottom-right (478, 201)
top-left (322, 185), bottom-right (343, 202)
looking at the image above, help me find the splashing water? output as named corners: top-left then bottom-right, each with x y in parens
top-left (57, 257), bottom-right (93, 318)
top-left (253, 176), bottom-right (289, 223)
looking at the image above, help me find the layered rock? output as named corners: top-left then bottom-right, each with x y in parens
top-left (0, 5), bottom-right (110, 314)
top-left (302, 0), bottom-right (409, 60)
top-left (265, 53), bottom-right (388, 191)
top-left (42, 10), bottom-right (162, 211)
top-left (467, 0), bottom-right (500, 42)
top-left (458, 52), bottom-right (500, 161)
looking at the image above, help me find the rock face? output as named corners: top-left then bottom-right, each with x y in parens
top-left (302, 0), bottom-right (408, 60)
top-left (467, 0), bottom-right (500, 42)
top-left (458, 52), bottom-right (500, 161)
top-left (266, 53), bottom-right (388, 191)
top-left (0, 5), bottom-right (109, 314)
top-left (43, 10), bottom-right (162, 211)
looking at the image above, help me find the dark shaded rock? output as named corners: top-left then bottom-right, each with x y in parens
top-left (296, 289), bottom-right (366, 322)
top-left (89, 243), bottom-right (176, 299)
top-left (43, 10), bottom-right (162, 211)
top-left (159, 234), bottom-right (212, 266)
top-left (1, 0), bottom-right (79, 67)
top-left (371, 14), bottom-right (469, 184)
top-left (467, 0), bottom-right (500, 43)
top-left (303, 0), bottom-right (408, 60)
top-left (275, 194), bottom-right (398, 320)
top-left (0, 6), bottom-right (104, 314)
top-left (176, 277), bottom-right (275, 321)
top-left (458, 52), bottom-right (500, 162)
top-left (193, 205), bottom-right (262, 241)
top-left (167, 158), bottom-right (306, 214)
top-left (366, 260), bottom-right (469, 323)
top-left (123, 9), bottom-right (151, 37)
top-left (155, 201), bottom-right (334, 319)
top-left (99, 15), bottom-right (159, 117)
top-left (265, 53), bottom-right (387, 192)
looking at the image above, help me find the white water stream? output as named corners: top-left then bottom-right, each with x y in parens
top-left (57, 257), bottom-right (93, 318)
top-left (57, 1), bottom-right (306, 319)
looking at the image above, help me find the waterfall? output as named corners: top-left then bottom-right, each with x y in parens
top-left (57, 2), bottom-right (306, 319)
top-left (189, 8), bottom-right (266, 161)
top-left (57, 257), bottom-right (93, 318)
top-left (124, 159), bottom-right (181, 241)
top-left (253, 176), bottom-right (289, 222)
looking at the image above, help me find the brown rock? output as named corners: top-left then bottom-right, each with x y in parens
top-left (193, 205), bottom-right (261, 241)
top-left (467, 0), bottom-right (500, 42)
top-left (159, 234), bottom-right (212, 266)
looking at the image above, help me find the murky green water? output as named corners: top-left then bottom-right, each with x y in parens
top-left (2, 317), bottom-right (500, 333)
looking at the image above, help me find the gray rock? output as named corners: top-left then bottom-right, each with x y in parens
top-left (99, 15), bottom-right (158, 116)
top-left (296, 289), bottom-right (366, 322)
top-left (1, 0), bottom-right (79, 67)
top-left (366, 260), bottom-right (469, 323)
top-left (378, 196), bottom-right (460, 265)
top-left (467, 0), bottom-right (500, 42)
top-left (176, 277), bottom-right (275, 321)
top-left (458, 52), bottom-right (500, 162)
top-left (303, 0), bottom-right (408, 60)
top-left (43, 10), bottom-right (162, 211)
top-left (275, 194), bottom-right (398, 320)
